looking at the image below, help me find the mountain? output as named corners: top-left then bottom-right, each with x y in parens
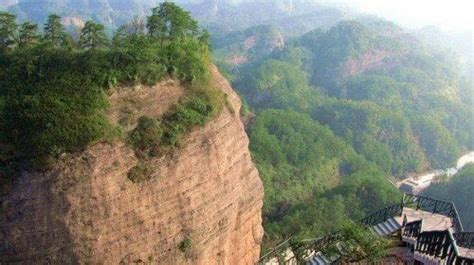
top-left (0, 65), bottom-right (264, 263)
top-left (1, 1), bottom-right (472, 261)
top-left (4, 0), bottom-right (347, 36)
top-left (181, 0), bottom-right (346, 36)
top-left (233, 19), bottom-right (473, 245)
top-left (213, 25), bottom-right (285, 72)
top-left (415, 26), bottom-right (473, 79)
top-left (0, 4), bottom-right (264, 263)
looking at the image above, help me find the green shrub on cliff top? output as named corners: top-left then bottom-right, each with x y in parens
top-left (0, 3), bottom-right (217, 170)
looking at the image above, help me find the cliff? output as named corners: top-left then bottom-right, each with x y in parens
top-left (0, 66), bottom-right (264, 264)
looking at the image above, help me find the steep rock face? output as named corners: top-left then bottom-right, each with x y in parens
top-left (0, 67), bottom-right (264, 264)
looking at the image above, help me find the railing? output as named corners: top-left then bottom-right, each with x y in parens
top-left (415, 230), bottom-right (457, 262)
top-left (454, 232), bottom-right (474, 249)
top-left (402, 194), bottom-right (464, 232)
top-left (257, 232), bottom-right (344, 264)
top-left (414, 230), bottom-right (474, 264)
top-left (301, 232), bottom-right (342, 254)
top-left (257, 237), bottom-right (293, 264)
top-left (258, 193), bottom-right (470, 264)
top-left (402, 219), bottom-right (423, 239)
top-left (360, 204), bottom-right (403, 226)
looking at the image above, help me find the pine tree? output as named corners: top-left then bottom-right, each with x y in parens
top-left (18, 22), bottom-right (39, 48)
top-left (112, 25), bottom-right (129, 46)
top-left (79, 21), bottom-right (109, 49)
top-left (0, 12), bottom-right (18, 52)
top-left (43, 14), bottom-right (69, 48)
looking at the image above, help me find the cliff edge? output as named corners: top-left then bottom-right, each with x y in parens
top-left (0, 66), bottom-right (264, 264)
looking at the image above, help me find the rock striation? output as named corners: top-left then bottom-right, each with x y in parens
top-left (0, 66), bottom-right (264, 264)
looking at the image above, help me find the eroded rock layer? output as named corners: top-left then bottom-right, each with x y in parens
top-left (0, 67), bottom-right (264, 264)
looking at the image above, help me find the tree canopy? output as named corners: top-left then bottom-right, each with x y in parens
top-left (0, 3), bottom-right (220, 187)
top-left (147, 2), bottom-right (199, 43)
top-left (43, 14), bottom-right (70, 48)
top-left (0, 12), bottom-right (17, 51)
top-left (79, 21), bottom-right (109, 49)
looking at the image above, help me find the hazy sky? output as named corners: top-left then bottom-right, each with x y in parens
top-left (334, 0), bottom-right (473, 31)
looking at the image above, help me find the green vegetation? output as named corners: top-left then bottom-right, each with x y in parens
top-left (1, 48), bottom-right (115, 168)
top-left (127, 163), bottom-right (153, 183)
top-left (251, 110), bottom-right (401, 246)
top-left (43, 14), bottom-right (72, 48)
top-left (79, 21), bottom-right (109, 49)
top-left (337, 222), bottom-right (389, 262)
top-left (232, 19), bottom-right (472, 249)
top-left (213, 25), bottom-right (284, 70)
top-left (0, 3), bottom-right (220, 189)
top-left (178, 238), bottom-right (192, 252)
top-left (130, 93), bottom-right (216, 158)
top-left (422, 164), bottom-right (474, 231)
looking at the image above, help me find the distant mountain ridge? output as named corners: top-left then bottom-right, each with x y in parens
top-left (2, 0), bottom-right (346, 36)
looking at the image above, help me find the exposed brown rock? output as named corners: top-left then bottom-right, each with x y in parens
top-left (342, 49), bottom-right (392, 77)
top-left (228, 55), bottom-right (249, 66)
top-left (244, 36), bottom-right (257, 50)
top-left (107, 79), bottom-right (185, 130)
top-left (61, 16), bottom-right (85, 28)
top-left (0, 66), bottom-right (264, 264)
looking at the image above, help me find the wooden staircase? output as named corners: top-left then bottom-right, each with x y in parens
top-left (370, 217), bottom-right (402, 237)
top-left (258, 193), bottom-right (474, 265)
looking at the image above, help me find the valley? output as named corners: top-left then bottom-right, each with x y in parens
top-left (0, 0), bottom-right (472, 264)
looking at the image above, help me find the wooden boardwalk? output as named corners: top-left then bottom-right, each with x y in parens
top-left (395, 208), bottom-right (474, 261)
top-left (459, 246), bottom-right (474, 259)
top-left (394, 208), bottom-right (453, 231)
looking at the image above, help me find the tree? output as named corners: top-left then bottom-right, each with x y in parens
top-left (146, 6), bottom-right (165, 42)
top-left (113, 16), bottom-right (146, 46)
top-left (43, 14), bottom-right (70, 48)
top-left (18, 22), bottom-right (39, 48)
top-left (112, 25), bottom-right (129, 46)
top-left (199, 29), bottom-right (211, 47)
top-left (79, 21), bottom-right (109, 49)
top-left (147, 2), bottom-right (199, 44)
top-left (0, 12), bottom-right (17, 52)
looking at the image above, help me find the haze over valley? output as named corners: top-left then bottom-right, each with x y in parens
top-left (0, 0), bottom-right (472, 264)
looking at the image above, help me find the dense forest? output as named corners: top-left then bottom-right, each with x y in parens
top-left (0, 3), bottom-right (223, 193)
top-left (230, 19), bottom-right (473, 248)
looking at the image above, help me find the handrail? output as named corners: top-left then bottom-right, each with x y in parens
top-left (257, 237), bottom-right (293, 264)
top-left (360, 204), bottom-right (403, 226)
top-left (258, 193), bottom-right (470, 264)
top-left (415, 230), bottom-right (458, 261)
top-left (402, 219), bottom-right (423, 238)
top-left (402, 194), bottom-right (464, 232)
top-left (451, 204), bottom-right (465, 233)
top-left (414, 229), bottom-right (474, 264)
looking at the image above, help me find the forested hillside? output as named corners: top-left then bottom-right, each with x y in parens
top-left (233, 19), bottom-right (473, 248)
top-left (422, 164), bottom-right (474, 231)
